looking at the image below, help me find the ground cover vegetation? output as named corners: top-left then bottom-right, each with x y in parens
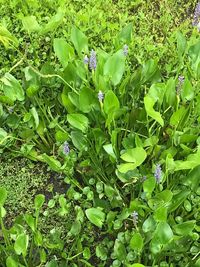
top-left (0, 0), bottom-right (200, 266)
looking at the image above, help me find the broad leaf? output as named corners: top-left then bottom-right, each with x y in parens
top-left (1, 73), bottom-right (24, 101)
top-left (104, 50), bottom-right (125, 86)
top-left (67, 113), bottom-right (89, 132)
top-left (14, 233), bottom-right (29, 256)
top-left (85, 208), bottom-right (105, 228)
top-left (71, 26), bottom-right (88, 55)
top-left (144, 95), bottom-right (164, 127)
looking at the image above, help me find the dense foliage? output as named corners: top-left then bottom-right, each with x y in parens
top-left (0, 0), bottom-right (200, 266)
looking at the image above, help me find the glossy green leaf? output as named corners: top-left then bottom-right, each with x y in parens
top-left (30, 107), bottom-right (39, 129)
top-left (113, 239), bottom-right (127, 261)
top-left (42, 154), bottom-right (61, 172)
top-left (71, 131), bottom-right (87, 151)
top-left (34, 194), bottom-right (45, 210)
top-left (154, 222), bottom-right (173, 244)
top-left (154, 206), bottom-right (167, 222)
top-left (176, 31), bottom-right (187, 58)
top-left (0, 25), bottom-right (18, 48)
top-left (168, 190), bottom-right (190, 212)
top-left (173, 221), bottom-right (196, 236)
top-left (165, 78), bottom-right (176, 106)
top-left (121, 147), bottom-right (146, 163)
top-left (104, 50), bottom-right (125, 86)
top-left (142, 216), bottom-right (156, 233)
top-left (24, 214), bottom-right (35, 232)
top-left (79, 87), bottom-right (97, 113)
top-left (144, 95), bottom-right (164, 127)
top-left (41, 7), bottom-right (65, 34)
top-left (1, 73), bottom-right (24, 101)
top-left (181, 78), bottom-right (194, 101)
top-left (143, 177), bottom-right (156, 197)
top-left (182, 166), bottom-right (200, 191)
top-left (67, 113), bottom-right (89, 133)
top-left (130, 232), bottom-right (143, 251)
top-left (71, 26), bottom-right (88, 55)
top-left (54, 38), bottom-right (74, 68)
top-left (142, 59), bottom-right (160, 83)
top-left (6, 257), bottom-right (19, 267)
top-left (21, 16), bottom-right (40, 33)
top-left (85, 208), bottom-right (105, 228)
top-left (104, 90), bottom-right (120, 115)
top-left (117, 23), bottom-right (133, 44)
top-left (14, 233), bottom-right (29, 256)
top-left (103, 143), bottom-right (116, 159)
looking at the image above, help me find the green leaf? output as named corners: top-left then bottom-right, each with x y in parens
top-left (41, 7), bottom-right (65, 34)
top-left (14, 233), bottom-right (29, 256)
top-left (34, 194), bottom-right (45, 210)
top-left (96, 245), bottom-right (107, 261)
top-left (71, 26), bottom-right (88, 55)
top-left (54, 38), bottom-right (74, 68)
top-left (165, 78), bottom-right (176, 106)
top-left (142, 59), bottom-right (160, 83)
top-left (144, 95), bottom-right (164, 127)
top-left (6, 256), bottom-right (19, 267)
top-left (55, 130), bottom-right (69, 142)
top-left (1, 73), bottom-right (24, 102)
top-left (118, 147), bottom-right (147, 173)
top-left (154, 222), bottom-right (173, 244)
top-left (181, 78), bottom-right (194, 101)
top-left (176, 31), bottom-right (187, 58)
top-left (67, 113), bottom-right (89, 133)
top-left (0, 25), bottom-right (18, 48)
top-left (117, 23), bottom-right (133, 44)
top-left (130, 232), bottom-right (143, 251)
top-left (104, 50), bottom-right (125, 86)
top-left (71, 130), bottom-right (87, 151)
top-left (24, 214), bottom-right (35, 232)
top-left (148, 83), bottom-right (166, 105)
top-left (182, 166), bottom-right (200, 191)
top-left (46, 260), bottom-right (58, 267)
top-left (104, 90), bottom-right (120, 115)
top-left (173, 221), bottom-right (196, 236)
top-left (168, 190), bottom-right (190, 212)
top-left (143, 177), bottom-right (156, 197)
top-left (142, 216), bottom-right (156, 233)
top-left (21, 16), bottom-right (40, 33)
top-left (70, 220), bottom-right (81, 235)
top-left (79, 87), bottom-right (97, 113)
top-left (30, 107), bottom-right (39, 129)
top-left (42, 154), bottom-right (61, 172)
top-left (121, 147), bottom-right (146, 163)
top-left (169, 106), bottom-right (186, 127)
top-left (103, 144), bottom-right (116, 159)
top-left (0, 187), bottom-right (7, 207)
top-left (154, 206), bottom-right (167, 222)
top-left (113, 239), bottom-right (127, 261)
top-left (85, 208), bottom-right (105, 228)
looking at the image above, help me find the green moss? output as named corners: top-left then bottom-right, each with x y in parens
top-left (0, 156), bottom-right (67, 224)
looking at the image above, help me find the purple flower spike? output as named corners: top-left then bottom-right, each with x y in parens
top-left (177, 75), bottom-right (184, 95)
top-left (154, 164), bottom-right (162, 183)
top-left (63, 142), bottom-right (70, 155)
top-left (98, 90), bottom-right (104, 102)
top-left (193, 2), bottom-right (200, 26)
top-left (123, 44), bottom-right (129, 56)
top-left (83, 55), bottom-right (89, 64)
top-left (132, 211), bottom-right (138, 225)
top-left (89, 49), bottom-right (97, 70)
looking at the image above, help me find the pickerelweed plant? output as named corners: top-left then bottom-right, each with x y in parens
top-left (0, 22), bottom-right (200, 266)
